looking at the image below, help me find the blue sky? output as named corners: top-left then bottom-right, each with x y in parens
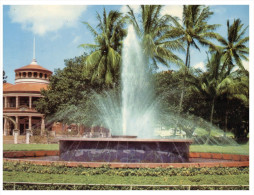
top-left (3, 4), bottom-right (249, 84)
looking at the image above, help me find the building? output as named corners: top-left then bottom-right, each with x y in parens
top-left (3, 58), bottom-right (52, 135)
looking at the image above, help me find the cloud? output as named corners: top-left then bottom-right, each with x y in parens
top-left (72, 36), bottom-right (81, 44)
top-left (232, 60), bottom-right (249, 72)
top-left (210, 5), bottom-right (227, 14)
top-left (161, 5), bottom-right (183, 20)
top-left (120, 5), bottom-right (140, 15)
top-left (9, 5), bottom-right (87, 36)
top-left (193, 61), bottom-right (206, 71)
top-left (242, 60), bottom-right (249, 71)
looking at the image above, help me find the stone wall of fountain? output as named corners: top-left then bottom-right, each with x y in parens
top-left (59, 138), bottom-right (192, 163)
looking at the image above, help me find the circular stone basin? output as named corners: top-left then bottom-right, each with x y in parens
top-left (59, 138), bottom-right (193, 163)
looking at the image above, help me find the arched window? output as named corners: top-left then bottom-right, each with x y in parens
top-left (28, 72), bottom-right (32, 78)
top-left (22, 72), bottom-right (26, 78)
top-left (19, 72), bottom-right (21, 78)
top-left (34, 72), bottom-right (38, 78)
top-left (39, 73), bottom-right (43, 78)
top-left (45, 74), bottom-right (47, 79)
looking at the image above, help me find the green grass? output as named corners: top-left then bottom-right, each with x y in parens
top-left (3, 144), bottom-right (59, 151)
top-left (194, 128), bottom-right (234, 137)
top-left (190, 144), bottom-right (249, 155)
top-left (3, 143), bottom-right (249, 155)
top-left (3, 171), bottom-right (248, 185)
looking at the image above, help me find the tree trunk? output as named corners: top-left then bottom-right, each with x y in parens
top-left (224, 110), bottom-right (228, 137)
top-left (178, 43), bottom-right (190, 113)
top-left (205, 97), bottom-right (215, 144)
top-left (224, 96), bottom-right (229, 137)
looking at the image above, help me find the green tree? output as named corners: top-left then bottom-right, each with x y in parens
top-left (216, 70), bottom-right (249, 137)
top-left (168, 5), bottom-right (220, 113)
top-left (216, 19), bottom-right (249, 75)
top-left (126, 5), bottom-right (184, 70)
top-left (35, 55), bottom-right (91, 118)
top-left (79, 8), bottom-right (126, 87)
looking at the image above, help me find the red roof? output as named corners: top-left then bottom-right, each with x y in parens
top-left (3, 83), bottom-right (48, 93)
top-left (3, 83), bottom-right (14, 90)
top-left (15, 64), bottom-right (52, 73)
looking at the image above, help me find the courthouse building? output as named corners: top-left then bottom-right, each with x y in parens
top-left (3, 57), bottom-right (52, 135)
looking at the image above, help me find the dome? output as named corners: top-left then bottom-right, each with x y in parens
top-left (14, 59), bottom-right (52, 84)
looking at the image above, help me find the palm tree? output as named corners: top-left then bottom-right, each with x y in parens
top-left (168, 5), bottom-right (220, 113)
top-left (189, 51), bottom-right (248, 142)
top-left (188, 51), bottom-right (226, 142)
top-left (79, 8), bottom-right (126, 87)
top-left (216, 19), bottom-right (249, 76)
top-left (217, 70), bottom-right (249, 137)
top-left (126, 5), bottom-right (184, 70)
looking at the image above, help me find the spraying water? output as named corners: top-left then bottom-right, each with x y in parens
top-left (121, 25), bottom-right (157, 138)
top-left (92, 25), bottom-right (157, 138)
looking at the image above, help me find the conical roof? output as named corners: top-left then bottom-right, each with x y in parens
top-left (15, 59), bottom-right (52, 73)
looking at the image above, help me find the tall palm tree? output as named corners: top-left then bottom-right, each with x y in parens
top-left (168, 5), bottom-right (220, 112)
top-left (80, 8), bottom-right (126, 87)
top-left (189, 51), bottom-right (248, 141)
top-left (126, 5), bottom-right (184, 70)
top-left (216, 19), bottom-right (249, 75)
top-left (188, 52), bottom-right (224, 123)
top-left (188, 51), bottom-right (226, 143)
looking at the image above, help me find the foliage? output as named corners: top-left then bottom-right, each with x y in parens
top-left (3, 161), bottom-right (249, 189)
top-left (3, 182), bottom-right (249, 190)
top-left (126, 5), bottom-right (184, 70)
top-left (35, 55), bottom-right (88, 116)
top-left (215, 19), bottom-right (249, 75)
top-left (35, 54), bottom-right (103, 126)
top-left (167, 5), bottom-right (220, 112)
top-left (3, 70), bottom-right (7, 83)
top-left (3, 161), bottom-right (249, 177)
top-left (80, 8), bottom-right (126, 87)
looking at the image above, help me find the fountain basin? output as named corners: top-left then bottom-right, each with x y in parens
top-left (59, 138), bottom-right (193, 163)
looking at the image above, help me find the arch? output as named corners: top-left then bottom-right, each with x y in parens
top-left (3, 115), bottom-right (18, 129)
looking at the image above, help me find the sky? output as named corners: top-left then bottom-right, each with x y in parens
top-left (2, 4), bottom-right (250, 84)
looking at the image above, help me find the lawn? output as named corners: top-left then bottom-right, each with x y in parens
top-left (3, 171), bottom-right (248, 185)
top-left (3, 143), bottom-right (249, 155)
top-left (3, 162), bottom-right (249, 187)
top-left (190, 144), bottom-right (249, 155)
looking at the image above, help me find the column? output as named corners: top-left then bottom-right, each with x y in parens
top-left (29, 96), bottom-right (32, 109)
top-left (41, 117), bottom-right (45, 135)
top-left (16, 96), bottom-right (19, 109)
top-left (15, 116), bottom-right (19, 134)
top-left (4, 96), bottom-right (7, 108)
top-left (13, 129), bottom-right (19, 144)
top-left (3, 118), bottom-right (7, 136)
top-left (26, 129), bottom-right (31, 144)
top-left (29, 116), bottom-right (32, 130)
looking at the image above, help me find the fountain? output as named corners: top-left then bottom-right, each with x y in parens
top-left (59, 25), bottom-right (193, 163)
top-left (3, 27), bottom-right (248, 168)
